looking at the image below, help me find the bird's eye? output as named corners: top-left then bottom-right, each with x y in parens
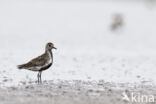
top-left (48, 44), bottom-right (52, 47)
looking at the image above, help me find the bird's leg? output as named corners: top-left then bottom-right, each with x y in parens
top-left (37, 72), bottom-right (40, 84)
top-left (39, 71), bottom-right (42, 83)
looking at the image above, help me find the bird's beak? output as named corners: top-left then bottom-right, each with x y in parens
top-left (53, 47), bottom-right (57, 50)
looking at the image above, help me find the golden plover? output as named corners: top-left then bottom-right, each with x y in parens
top-left (17, 42), bottom-right (57, 83)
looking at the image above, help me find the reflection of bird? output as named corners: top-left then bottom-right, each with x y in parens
top-left (17, 42), bottom-right (57, 83)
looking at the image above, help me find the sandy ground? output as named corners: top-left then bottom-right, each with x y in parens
top-left (0, 80), bottom-right (155, 104)
top-left (0, 1), bottom-right (156, 104)
top-left (1, 52), bottom-right (156, 104)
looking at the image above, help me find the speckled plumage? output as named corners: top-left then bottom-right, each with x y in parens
top-left (17, 42), bottom-right (56, 83)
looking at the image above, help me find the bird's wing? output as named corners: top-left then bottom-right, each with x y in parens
top-left (26, 53), bottom-right (47, 67)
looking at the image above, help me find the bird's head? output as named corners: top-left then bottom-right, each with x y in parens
top-left (46, 42), bottom-right (57, 51)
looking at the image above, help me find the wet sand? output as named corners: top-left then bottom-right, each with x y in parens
top-left (0, 80), bottom-right (155, 104)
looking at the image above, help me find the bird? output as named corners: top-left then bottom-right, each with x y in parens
top-left (17, 42), bottom-right (57, 83)
top-left (111, 14), bottom-right (124, 31)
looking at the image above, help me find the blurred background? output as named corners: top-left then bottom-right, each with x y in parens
top-left (0, 0), bottom-right (156, 86)
top-left (0, 0), bottom-right (156, 53)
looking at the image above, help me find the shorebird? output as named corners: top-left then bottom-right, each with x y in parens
top-left (17, 42), bottom-right (57, 83)
top-left (111, 14), bottom-right (124, 31)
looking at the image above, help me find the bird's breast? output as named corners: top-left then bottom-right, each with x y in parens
top-left (47, 51), bottom-right (53, 64)
top-left (40, 63), bottom-right (52, 71)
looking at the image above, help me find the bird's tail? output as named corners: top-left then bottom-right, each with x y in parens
top-left (17, 64), bottom-right (25, 69)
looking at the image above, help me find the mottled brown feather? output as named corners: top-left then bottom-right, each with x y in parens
top-left (17, 42), bottom-right (56, 72)
top-left (18, 52), bottom-right (49, 69)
